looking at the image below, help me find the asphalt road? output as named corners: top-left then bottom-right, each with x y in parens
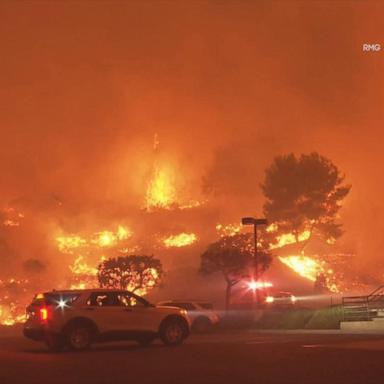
top-left (1, 330), bottom-right (384, 384)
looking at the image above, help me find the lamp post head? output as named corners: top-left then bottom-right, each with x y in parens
top-left (241, 217), bottom-right (255, 225)
top-left (255, 218), bottom-right (268, 226)
top-left (241, 217), bottom-right (268, 226)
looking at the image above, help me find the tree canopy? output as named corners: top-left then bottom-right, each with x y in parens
top-left (200, 234), bottom-right (272, 309)
top-left (97, 255), bottom-right (163, 295)
top-left (261, 152), bottom-right (351, 246)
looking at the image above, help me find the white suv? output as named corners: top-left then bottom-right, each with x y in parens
top-left (24, 289), bottom-right (190, 351)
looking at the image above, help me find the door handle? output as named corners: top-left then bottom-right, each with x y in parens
top-left (84, 307), bottom-right (95, 311)
top-left (123, 308), bottom-right (132, 312)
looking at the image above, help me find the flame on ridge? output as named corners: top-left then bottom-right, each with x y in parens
top-left (56, 225), bottom-right (132, 254)
top-left (163, 233), bottom-right (197, 248)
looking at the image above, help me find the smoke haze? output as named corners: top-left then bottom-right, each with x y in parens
top-left (0, 1), bottom-right (383, 293)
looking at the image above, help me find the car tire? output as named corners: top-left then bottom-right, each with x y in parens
top-left (159, 317), bottom-right (187, 346)
top-left (44, 333), bottom-right (65, 352)
top-left (66, 325), bottom-right (93, 351)
top-left (192, 317), bottom-right (212, 333)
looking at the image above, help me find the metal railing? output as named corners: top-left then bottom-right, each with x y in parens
top-left (342, 285), bottom-right (384, 321)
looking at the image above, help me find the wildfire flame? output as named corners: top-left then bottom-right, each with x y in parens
top-left (56, 226), bottom-right (132, 291)
top-left (56, 225), bottom-right (132, 254)
top-left (126, 267), bottom-right (159, 297)
top-left (271, 230), bottom-right (311, 249)
top-left (68, 256), bottom-right (102, 290)
top-left (0, 306), bottom-right (26, 326)
top-left (145, 135), bottom-right (205, 211)
top-left (163, 233), bottom-right (197, 248)
top-left (57, 235), bottom-right (87, 253)
top-left (69, 256), bottom-right (99, 277)
top-left (278, 255), bottom-right (320, 282)
top-left (146, 166), bottom-right (177, 210)
top-left (279, 255), bottom-right (338, 293)
top-left (0, 278), bottom-right (28, 326)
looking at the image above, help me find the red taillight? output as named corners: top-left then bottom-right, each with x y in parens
top-left (39, 307), bottom-right (49, 322)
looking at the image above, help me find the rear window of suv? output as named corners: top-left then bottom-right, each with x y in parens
top-left (31, 293), bottom-right (79, 307)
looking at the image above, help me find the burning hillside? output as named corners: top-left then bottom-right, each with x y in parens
top-left (0, 146), bottom-right (373, 326)
top-left (0, 199), bottom-right (360, 326)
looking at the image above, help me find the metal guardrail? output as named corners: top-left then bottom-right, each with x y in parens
top-left (342, 285), bottom-right (384, 322)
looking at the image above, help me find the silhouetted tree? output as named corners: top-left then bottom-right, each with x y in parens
top-left (314, 273), bottom-right (329, 293)
top-left (98, 255), bottom-right (163, 294)
top-left (261, 152), bottom-right (351, 249)
top-left (200, 234), bottom-right (272, 310)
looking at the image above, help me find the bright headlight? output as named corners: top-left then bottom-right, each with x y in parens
top-left (57, 299), bottom-right (68, 309)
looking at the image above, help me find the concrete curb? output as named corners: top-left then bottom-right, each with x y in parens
top-left (247, 328), bottom-right (384, 335)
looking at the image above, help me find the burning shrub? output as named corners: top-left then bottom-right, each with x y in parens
top-left (97, 255), bottom-right (163, 296)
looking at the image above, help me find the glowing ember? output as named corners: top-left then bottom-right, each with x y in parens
top-left (216, 223), bottom-right (241, 237)
top-left (163, 233), bottom-right (197, 248)
top-left (178, 200), bottom-right (204, 210)
top-left (2, 207), bottom-right (25, 227)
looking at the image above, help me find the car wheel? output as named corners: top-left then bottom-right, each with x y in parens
top-left (159, 318), bottom-right (187, 346)
top-left (192, 317), bottom-right (212, 333)
top-left (66, 325), bottom-right (93, 351)
top-left (44, 333), bottom-right (65, 352)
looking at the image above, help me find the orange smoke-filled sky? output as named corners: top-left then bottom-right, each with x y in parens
top-left (0, 1), bottom-right (384, 270)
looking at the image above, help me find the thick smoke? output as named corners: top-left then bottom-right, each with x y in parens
top-left (0, 1), bottom-right (383, 302)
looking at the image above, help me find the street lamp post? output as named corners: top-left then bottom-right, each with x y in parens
top-left (241, 217), bottom-right (268, 305)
